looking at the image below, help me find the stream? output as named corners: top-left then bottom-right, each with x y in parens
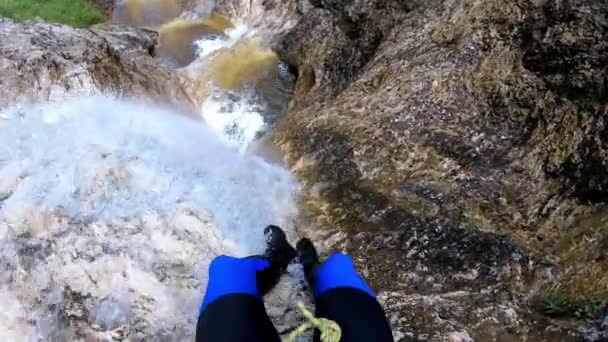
top-left (0, 1), bottom-right (305, 340)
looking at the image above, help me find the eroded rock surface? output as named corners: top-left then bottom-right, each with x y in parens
top-left (273, 0), bottom-right (608, 340)
top-left (0, 19), bottom-right (195, 111)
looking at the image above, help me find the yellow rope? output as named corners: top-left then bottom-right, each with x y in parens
top-left (284, 303), bottom-right (342, 342)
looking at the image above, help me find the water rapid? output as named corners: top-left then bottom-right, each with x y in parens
top-left (0, 96), bottom-right (301, 340)
top-left (0, 9), bottom-right (304, 342)
top-left (0, 0), bottom-right (305, 339)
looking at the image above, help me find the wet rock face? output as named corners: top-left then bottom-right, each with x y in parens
top-left (520, 0), bottom-right (608, 202)
top-left (274, 0), bottom-right (607, 339)
top-left (0, 19), bottom-right (194, 111)
top-left (522, 0), bottom-right (607, 103)
top-left (214, 0), bottom-right (300, 36)
top-left (276, 7), bottom-right (383, 106)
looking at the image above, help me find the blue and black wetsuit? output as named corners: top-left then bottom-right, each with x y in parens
top-left (196, 252), bottom-right (393, 342)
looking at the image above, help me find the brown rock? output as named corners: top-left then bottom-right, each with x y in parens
top-left (272, 0), bottom-right (608, 339)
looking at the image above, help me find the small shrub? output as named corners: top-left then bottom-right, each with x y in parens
top-left (539, 290), bottom-right (605, 319)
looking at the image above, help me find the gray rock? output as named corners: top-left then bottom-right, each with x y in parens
top-left (0, 18), bottom-right (195, 111)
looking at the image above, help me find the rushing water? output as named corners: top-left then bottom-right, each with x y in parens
top-left (0, 1), bottom-right (302, 340)
top-left (187, 18), bottom-right (294, 153)
top-left (0, 96), bottom-right (302, 340)
top-left (157, 15), bottom-right (234, 67)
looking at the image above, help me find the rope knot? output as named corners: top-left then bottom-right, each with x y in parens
top-left (285, 303), bottom-right (342, 342)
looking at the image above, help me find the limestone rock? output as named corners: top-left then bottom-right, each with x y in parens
top-left (273, 0), bottom-right (607, 339)
top-left (214, 0), bottom-right (300, 37)
top-left (0, 18), bottom-right (195, 111)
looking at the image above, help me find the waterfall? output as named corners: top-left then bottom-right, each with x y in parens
top-left (0, 95), bottom-right (300, 340)
top-left (0, 0), bottom-right (308, 339)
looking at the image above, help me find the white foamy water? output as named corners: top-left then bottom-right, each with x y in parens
top-left (194, 23), bottom-right (250, 58)
top-left (201, 92), bottom-right (267, 152)
top-left (0, 96), bottom-right (301, 340)
top-left (193, 23), bottom-right (272, 153)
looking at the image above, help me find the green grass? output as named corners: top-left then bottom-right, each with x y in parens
top-left (0, 0), bottom-right (105, 27)
top-left (538, 290), bottom-right (605, 319)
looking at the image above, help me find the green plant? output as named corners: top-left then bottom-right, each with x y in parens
top-left (0, 0), bottom-right (105, 27)
top-left (539, 290), bottom-right (605, 319)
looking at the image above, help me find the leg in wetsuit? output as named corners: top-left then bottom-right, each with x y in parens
top-left (196, 226), bottom-right (393, 342)
top-left (297, 238), bottom-right (394, 342)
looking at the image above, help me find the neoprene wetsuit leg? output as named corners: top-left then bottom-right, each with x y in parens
top-left (197, 229), bottom-right (393, 342)
top-left (297, 238), bottom-right (394, 342)
top-left (196, 226), bottom-right (296, 342)
top-left (196, 256), bottom-right (281, 342)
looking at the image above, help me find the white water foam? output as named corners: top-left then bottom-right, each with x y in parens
top-left (194, 23), bottom-right (250, 58)
top-left (0, 96), bottom-right (296, 244)
top-left (0, 96), bottom-right (299, 339)
top-left (201, 92), bottom-right (267, 152)
top-left (193, 23), bottom-right (271, 152)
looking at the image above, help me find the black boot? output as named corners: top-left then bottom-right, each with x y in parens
top-left (256, 225), bottom-right (297, 295)
top-left (296, 238), bottom-right (320, 292)
top-left (263, 225), bottom-right (297, 268)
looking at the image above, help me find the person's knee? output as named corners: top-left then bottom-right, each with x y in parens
top-left (313, 253), bottom-right (375, 298)
top-left (200, 255), bottom-right (270, 313)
